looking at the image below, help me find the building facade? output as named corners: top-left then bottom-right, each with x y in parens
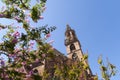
top-left (25, 25), bottom-right (95, 80)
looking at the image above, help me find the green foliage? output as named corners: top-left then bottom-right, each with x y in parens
top-left (0, 0), bottom-right (56, 80)
top-left (53, 56), bottom-right (93, 80)
top-left (41, 0), bottom-right (47, 3)
top-left (98, 56), bottom-right (116, 80)
top-left (31, 5), bottom-right (41, 22)
top-left (33, 75), bottom-right (42, 80)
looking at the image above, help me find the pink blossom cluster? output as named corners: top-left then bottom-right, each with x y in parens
top-left (12, 31), bottom-right (20, 43)
top-left (39, 16), bottom-right (44, 19)
top-left (27, 42), bottom-right (35, 51)
top-left (0, 14), bottom-right (5, 18)
top-left (13, 31), bottom-right (20, 37)
top-left (0, 59), bottom-right (5, 67)
top-left (45, 33), bottom-right (51, 39)
top-left (14, 16), bottom-right (21, 21)
top-left (48, 40), bottom-right (54, 44)
top-left (8, 53), bottom-right (17, 59)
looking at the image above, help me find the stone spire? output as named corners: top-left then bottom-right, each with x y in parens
top-left (66, 24), bottom-right (71, 31)
top-left (64, 24), bottom-right (78, 46)
top-left (64, 25), bottom-right (93, 76)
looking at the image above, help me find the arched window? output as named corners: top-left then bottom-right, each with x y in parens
top-left (70, 44), bottom-right (76, 51)
top-left (33, 69), bottom-right (38, 73)
top-left (72, 53), bottom-right (78, 61)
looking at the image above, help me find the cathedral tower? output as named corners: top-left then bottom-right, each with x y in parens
top-left (64, 24), bottom-right (92, 75)
top-left (64, 24), bottom-right (83, 61)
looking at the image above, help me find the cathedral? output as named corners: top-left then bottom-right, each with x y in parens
top-left (25, 25), bottom-right (95, 80)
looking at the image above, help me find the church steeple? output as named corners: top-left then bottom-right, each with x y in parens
top-left (64, 25), bottom-right (92, 75)
top-left (65, 25), bottom-right (92, 75)
top-left (65, 24), bottom-right (79, 46)
top-left (64, 24), bottom-right (82, 60)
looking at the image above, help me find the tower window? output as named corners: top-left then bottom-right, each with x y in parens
top-left (72, 53), bottom-right (78, 61)
top-left (33, 69), bottom-right (38, 73)
top-left (33, 69), bottom-right (39, 75)
top-left (70, 44), bottom-right (76, 51)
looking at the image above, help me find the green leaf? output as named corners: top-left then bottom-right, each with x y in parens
top-left (23, 21), bottom-right (29, 30)
top-left (41, 0), bottom-right (47, 3)
top-left (98, 56), bottom-right (102, 64)
top-left (101, 66), bottom-right (107, 71)
top-left (109, 63), bottom-right (116, 69)
top-left (31, 6), bottom-right (41, 22)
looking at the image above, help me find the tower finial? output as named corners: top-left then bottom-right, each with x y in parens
top-left (65, 24), bottom-right (79, 46)
top-left (66, 24), bottom-right (71, 31)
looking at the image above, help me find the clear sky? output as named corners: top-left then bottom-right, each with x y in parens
top-left (42, 0), bottom-right (120, 80)
top-left (0, 0), bottom-right (120, 80)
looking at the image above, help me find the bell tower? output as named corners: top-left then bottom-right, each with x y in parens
top-left (64, 24), bottom-right (92, 75)
top-left (64, 24), bottom-right (83, 61)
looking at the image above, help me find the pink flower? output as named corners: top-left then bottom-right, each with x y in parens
top-left (8, 54), bottom-right (12, 57)
top-left (35, 59), bottom-right (39, 62)
top-left (0, 60), bottom-right (5, 67)
top-left (48, 40), bottom-right (54, 44)
top-left (16, 69), bottom-right (19, 72)
top-left (39, 16), bottom-right (44, 19)
top-left (30, 42), bottom-right (34, 46)
top-left (26, 74), bottom-right (31, 78)
top-left (14, 16), bottom-right (21, 21)
top-left (13, 31), bottom-right (20, 37)
top-left (45, 33), bottom-right (51, 38)
top-left (26, 71), bottom-right (33, 78)
top-left (21, 62), bottom-right (26, 66)
top-left (25, 19), bottom-right (30, 23)
top-left (42, 54), bottom-right (46, 58)
top-left (30, 64), bottom-right (32, 67)
top-left (0, 14), bottom-right (5, 18)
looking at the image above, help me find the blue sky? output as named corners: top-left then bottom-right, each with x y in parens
top-left (0, 0), bottom-right (120, 80)
top-left (43, 0), bottom-right (120, 80)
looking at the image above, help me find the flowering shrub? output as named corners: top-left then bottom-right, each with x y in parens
top-left (0, 0), bottom-right (56, 80)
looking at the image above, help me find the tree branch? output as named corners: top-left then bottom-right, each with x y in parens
top-left (20, 0), bottom-right (29, 9)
